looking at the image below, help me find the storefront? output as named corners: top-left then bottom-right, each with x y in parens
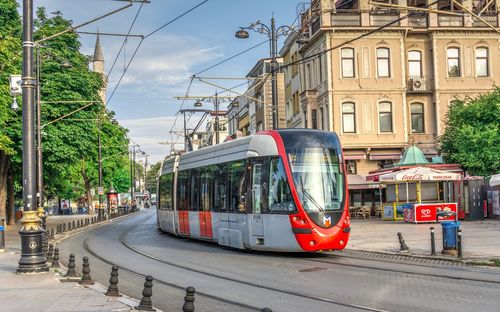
top-left (375, 167), bottom-right (462, 222)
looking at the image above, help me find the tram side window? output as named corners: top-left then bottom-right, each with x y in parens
top-left (229, 160), bottom-right (247, 213)
top-left (200, 166), bottom-right (213, 212)
top-left (267, 158), bottom-right (295, 213)
top-left (189, 168), bottom-right (200, 211)
top-left (213, 164), bottom-right (227, 212)
top-left (177, 170), bottom-right (189, 211)
top-left (159, 173), bottom-right (173, 210)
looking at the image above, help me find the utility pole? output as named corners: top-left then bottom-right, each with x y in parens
top-left (215, 91), bottom-right (220, 144)
top-left (270, 17), bottom-right (279, 130)
top-left (35, 46), bottom-right (45, 228)
top-left (98, 121), bottom-right (103, 219)
top-left (17, 0), bottom-right (49, 273)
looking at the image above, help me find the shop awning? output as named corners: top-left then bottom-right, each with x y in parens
top-left (379, 166), bottom-right (462, 182)
top-left (348, 174), bottom-right (384, 190)
top-left (490, 174), bottom-right (500, 187)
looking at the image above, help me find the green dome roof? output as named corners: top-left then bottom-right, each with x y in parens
top-left (398, 145), bottom-right (429, 166)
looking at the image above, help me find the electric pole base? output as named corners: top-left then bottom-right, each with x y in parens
top-left (17, 211), bottom-right (49, 274)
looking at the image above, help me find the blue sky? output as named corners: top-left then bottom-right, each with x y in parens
top-left (22, 0), bottom-right (302, 161)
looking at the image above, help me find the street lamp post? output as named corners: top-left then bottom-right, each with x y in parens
top-left (98, 121), bottom-right (103, 219)
top-left (17, 0), bottom-right (49, 273)
top-left (236, 18), bottom-right (307, 130)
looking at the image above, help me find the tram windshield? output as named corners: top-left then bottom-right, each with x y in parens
top-left (279, 130), bottom-right (345, 227)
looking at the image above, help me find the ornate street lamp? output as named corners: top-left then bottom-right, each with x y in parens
top-left (235, 18), bottom-right (308, 130)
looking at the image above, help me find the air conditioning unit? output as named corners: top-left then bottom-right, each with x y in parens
top-left (411, 78), bottom-right (425, 91)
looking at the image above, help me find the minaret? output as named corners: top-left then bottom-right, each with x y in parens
top-left (92, 32), bottom-right (107, 105)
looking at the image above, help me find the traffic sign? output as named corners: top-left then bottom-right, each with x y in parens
top-left (98, 187), bottom-right (104, 195)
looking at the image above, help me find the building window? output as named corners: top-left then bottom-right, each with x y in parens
top-left (341, 48), bottom-right (355, 78)
top-left (257, 121), bottom-right (263, 132)
top-left (345, 160), bottom-right (357, 174)
top-left (307, 63), bottom-right (313, 89)
top-left (447, 47), bottom-right (461, 77)
top-left (408, 50), bottom-right (422, 77)
top-left (476, 47), bottom-right (489, 77)
top-left (319, 107), bottom-right (324, 130)
top-left (342, 102), bottom-right (356, 133)
top-left (410, 103), bottom-right (424, 133)
top-left (379, 101), bottom-right (393, 132)
top-left (377, 48), bottom-right (390, 78)
top-left (377, 159), bottom-right (395, 169)
top-left (311, 109), bottom-right (318, 129)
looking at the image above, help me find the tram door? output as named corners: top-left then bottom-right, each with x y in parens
top-left (251, 160), bottom-right (264, 237)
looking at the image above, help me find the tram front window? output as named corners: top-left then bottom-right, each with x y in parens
top-left (287, 147), bottom-right (343, 214)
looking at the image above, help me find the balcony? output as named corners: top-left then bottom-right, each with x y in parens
top-left (472, 14), bottom-right (498, 27)
top-left (370, 11), bottom-right (400, 27)
top-left (408, 12), bottom-right (428, 28)
top-left (300, 89), bottom-right (318, 101)
top-left (438, 14), bottom-right (464, 27)
top-left (331, 10), bottom-right (361, 27)
top-left (406, 76), bottom-right (433, 94)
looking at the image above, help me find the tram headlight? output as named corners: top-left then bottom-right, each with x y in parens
top-left (339, 240), bottom-right (345, 246)
top-left (309, 240), bottom-right (316, 247)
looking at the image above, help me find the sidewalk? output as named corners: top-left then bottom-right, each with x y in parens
top-left (348, 218), bottom-right (500, 261)
top-left (0, 214), bottom-right (155, 312)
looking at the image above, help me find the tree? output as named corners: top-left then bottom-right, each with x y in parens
top-left (439, 88), bottom-right (500, 176)
top-left (145, 161), bottom-right (161, 195)
top-left (0, 0), bottom-right (22, 223)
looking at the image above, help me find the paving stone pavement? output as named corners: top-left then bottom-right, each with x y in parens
top-left (348, 218), bottom-right (500, 261)
top-left (0, 214), bottom-right (159, 312)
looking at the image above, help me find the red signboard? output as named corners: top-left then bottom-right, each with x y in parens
top-left (405, 203), bottom-right (458, 223)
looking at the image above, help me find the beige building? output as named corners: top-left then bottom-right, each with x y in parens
top-left (284, 0), bottom-right (500, 176)
top-left (227, 58), bottom-right (286, 136)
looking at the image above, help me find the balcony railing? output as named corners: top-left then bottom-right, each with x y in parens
top-left (370, 11), bottom-right (400, 27)
top-left (406, 76), bottom-right (433, 94)
top-left (472, 14), bottom-right (498, 27)
top-left (408, 13), bottom-right (428, 28)
top-left (438, 14), bottom-right (464, 27)
top-left (331, 10), bottom-right (361, 27)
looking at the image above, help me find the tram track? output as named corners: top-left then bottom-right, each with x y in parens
top-left (79, 212), bottom-right (388, 312)
top-left (77, 212), bottom-right (500, 312)
top-left (301, 256), bottom-right (500, 285)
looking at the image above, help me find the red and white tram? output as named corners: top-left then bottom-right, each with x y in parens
top-left (156, 129), bottom-right (350, 252)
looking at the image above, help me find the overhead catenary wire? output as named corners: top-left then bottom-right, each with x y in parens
top-left (107, 0), bottom-right (210, 105)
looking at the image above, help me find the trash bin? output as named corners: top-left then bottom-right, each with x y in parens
top-left (437, 211), bottom-right (459, 250)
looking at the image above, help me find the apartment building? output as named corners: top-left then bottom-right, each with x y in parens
top-left (227, 58), bottom-right (286, 137)
top-left (285, 0), bottom-right (500, 177)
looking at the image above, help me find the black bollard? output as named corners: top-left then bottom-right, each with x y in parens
top-left (47, 243), bottom-right (54, 264)
top-left (182, 286), bottom-right (196, 312)
top-left (51, 247), bottom-right (60, 268)
top-left (78, 220), bottom-right (81, 228)
top-left (397, 232), bottom-right (410, 252)
top-left (80, 256), bottom-right (94, 285)
top-left (56, 224), bottom-right (60, 234)
top-left (105, 265), bottom-right (121, 297)
top-left (457, 229), bottom-right (462, 258)
top-left (68, 222), bottom-right (71, 231)
top-left (50, 228), bottom-right (55, 240)
top-left (62, 223), bottom-right (66, 233)
top-left (135, 275), bottom-right (155, 311)
top-left (261, 309), bottom-right (273, 312)
top-left (430, 227), bottom-right (436, 256)
top-left (65, 253), bottom-right (78, 277)
top-left (72, 220), bottom-right (76, 230)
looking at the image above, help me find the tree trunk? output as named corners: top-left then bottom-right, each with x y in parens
top-left (7, 167), bottom-right (15, 225)
top-left (81, 158), bottom-right (93, 214)
top-left (0, 151), bottom-right (10, 222)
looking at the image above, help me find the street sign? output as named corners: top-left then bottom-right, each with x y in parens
top-left (98, 187), bottom-right (104, 195)
top-left (90, 188), bottom-right (95, 196)
top-left (9, 75), bottom-right (22, 96)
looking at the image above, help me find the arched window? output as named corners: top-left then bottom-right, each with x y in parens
top-left (377, 48), bottom-right (390, 77)
top-left (410, 103), bottom-right (424, 133)
top-left (447, 47), bottom-right (461, 77)
top-left (342, 102), bottom-right (356, 133)
top-left (341, 48), bottom-right (355, 78)
top-left (476, 47), bottom-right (489, 77)
top-left (408, 50), bottom-right (422, 77)
top-left (379, 101), bottom-right (393, 132)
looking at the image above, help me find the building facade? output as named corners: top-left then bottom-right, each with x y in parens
top-left (227, 58), bottom-right (286, 137)
top-left (288, 0), bottom-right (500, 177)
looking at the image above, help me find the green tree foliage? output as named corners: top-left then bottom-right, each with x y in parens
top-left (0, 0), bottom-right (22, 222)
top-left (439, 88), bottom-right (500, 176)
top-left (146, 161), bottom-right (161, 195)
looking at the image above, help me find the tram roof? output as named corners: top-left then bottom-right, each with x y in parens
top-left (177, 133), bottom-right (279, 171)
